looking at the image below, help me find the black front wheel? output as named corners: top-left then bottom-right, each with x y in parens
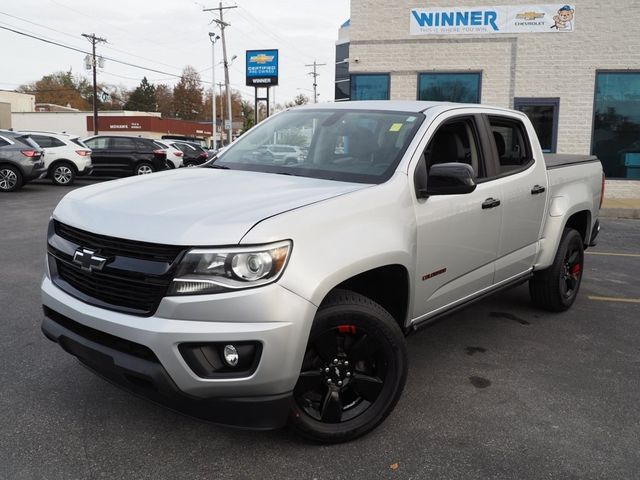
top-left (290, 289), bottom-right (407, 443)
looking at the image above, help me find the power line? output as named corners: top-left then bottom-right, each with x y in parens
top-left (305, 60), bottom-right (326, 104)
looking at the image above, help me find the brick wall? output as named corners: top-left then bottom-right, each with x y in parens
top-left (349, 1), bottom-right (640, 154)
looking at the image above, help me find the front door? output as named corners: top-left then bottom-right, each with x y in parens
top-left (411, 113), bottom-right (502, 321)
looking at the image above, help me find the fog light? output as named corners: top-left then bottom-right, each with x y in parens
top-left (223, 345), bottom-right (239, 367)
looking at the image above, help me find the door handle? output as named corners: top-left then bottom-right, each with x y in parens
top-left (482, 198), bottom-right (501, 209)
top-left (531, 185), bottom-right (546, 195)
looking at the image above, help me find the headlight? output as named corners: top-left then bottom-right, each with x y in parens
top-left (167, 240), bottom-right (291, 295)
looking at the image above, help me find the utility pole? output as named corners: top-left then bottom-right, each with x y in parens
top-left (82, 33), bottom-right (107, 134)
top-left (203, 2), bottom-right (237, 146)
top-left (218, 82), bottom-right (225, 144)
top-left (305, 60), bottom-right (326, 104)
top-left (208, 32), bottom-right (220, 150)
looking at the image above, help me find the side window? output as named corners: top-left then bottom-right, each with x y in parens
top-left (85, 137), bottom-right (109, 149)
top-left (424, 118), bottom-right (485, 179)
top-left (110, 137), bottom-right (136, 150)
top-left (49, 137), bottom-right (66, 148)
top-left (0, 137), bottom-right (9, 147)
top-left (488, 116), bottom-right (532, 174)
top-left (31, 135), bottom-right (53, 148)
top-left (135, 139), bottom-right (152, 151)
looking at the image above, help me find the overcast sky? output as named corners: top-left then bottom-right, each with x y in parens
top-left (0, 0), bottom-right (349, 107)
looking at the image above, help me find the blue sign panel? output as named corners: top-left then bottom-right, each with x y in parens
top-left (246, 49), bottom-right (279, 86)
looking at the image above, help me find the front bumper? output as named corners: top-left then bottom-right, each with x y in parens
top-left (41, 277), bottom-right (317, 428)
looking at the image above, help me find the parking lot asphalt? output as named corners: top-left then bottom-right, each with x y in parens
top-left (1, 179), bottom-right (639, 480)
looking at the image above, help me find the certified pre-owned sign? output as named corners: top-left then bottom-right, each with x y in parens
top-left (410, 4), bottom-right (575, 35)
top-left (246, 49), bottom-right (279, 87)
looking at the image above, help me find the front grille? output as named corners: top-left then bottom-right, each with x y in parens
top-left (50, 220), bottom-right (187, 316)
top-left (54, 220), bottom-right (183, 263)
top-left (56, 260), bottom-right (170, 314)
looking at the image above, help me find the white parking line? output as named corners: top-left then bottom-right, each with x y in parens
top-left (588, 296), bottom-right (640, 304)
top-left (586, 252), bottom-right (640, 258)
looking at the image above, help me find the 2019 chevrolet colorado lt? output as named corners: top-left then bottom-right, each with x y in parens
top-left (41, 101), bottom-right (604, 443)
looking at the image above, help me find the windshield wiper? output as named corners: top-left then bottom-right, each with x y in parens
top-left (209, 163), bottom-right (230, 169)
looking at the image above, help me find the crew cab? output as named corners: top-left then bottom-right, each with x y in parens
top-left (41, 101), bottom-right (603, 443)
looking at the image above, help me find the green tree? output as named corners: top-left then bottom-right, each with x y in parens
top-left (173, 66), bottom-right (203, 120)
top-left (124, 77), bottom-right (156, 112)
top-left (155, 84), bottom-right (174, 117)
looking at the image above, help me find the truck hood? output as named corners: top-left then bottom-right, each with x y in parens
top-left (53, 168), bottom-right (368, 245)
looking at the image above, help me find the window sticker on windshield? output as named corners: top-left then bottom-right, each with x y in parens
top-left (389, 123), bottom-right (403, 132)
top-left (406, 116), bottom-right (416, 122)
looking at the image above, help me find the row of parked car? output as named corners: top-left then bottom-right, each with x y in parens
top-left (0, 130), bottom-right (211, 192)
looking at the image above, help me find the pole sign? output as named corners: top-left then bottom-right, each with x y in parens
top-left (410, 4), bottom-right (575, 35)
top-left (246, 49), bottom-right (279, 86)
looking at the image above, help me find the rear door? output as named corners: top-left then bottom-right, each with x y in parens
top-left (412, 112), bottom-right (503, 319)
top-left (30, 135), bottom-right (66, 168)
top-left (109, 137), bottom-right (138, 174)
top-left (484, 114), bottom-right (548, 283)
top-left (84, 136), bottom-right (111, 173)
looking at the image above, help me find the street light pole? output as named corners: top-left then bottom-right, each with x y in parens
top-left (208, 33), bottom-right (220, 150)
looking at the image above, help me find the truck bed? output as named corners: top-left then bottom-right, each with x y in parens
top-left (544, 154), bottom-right (599, 170)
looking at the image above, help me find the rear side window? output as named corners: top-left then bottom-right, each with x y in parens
top-left (85, 137), bottom-right (109, 149)
top-left (17, 136), bottom-right (41, 150)
top-left (71, 138), bottom-right (89, 149)
top-left (488, 116), bottom-right (532, 174)
top-left (32, 135), bottom-right (65, 148)
top-left (111, 137), bottom-right (136, 150)
top-left (0, 137), bottom-right (9, 147)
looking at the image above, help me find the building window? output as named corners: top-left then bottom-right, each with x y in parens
top-left (514, 98), bottom-right (559, 153)
top-left (418, 72), bottom-right (481, 103)
top-left (593, 71), bottom-right (640, 179)
top-left (351, 74), bottom-right (390, 101)
top-left (335, 79), bottom-right (350, 102)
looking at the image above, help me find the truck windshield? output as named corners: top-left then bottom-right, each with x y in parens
top-left (214, 109), bottom-right (425, 184)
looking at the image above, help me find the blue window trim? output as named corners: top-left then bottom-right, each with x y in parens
top-left (350, 73), bottom-right (391, 101)
top-left (416, 71), bottom-right (482, 104)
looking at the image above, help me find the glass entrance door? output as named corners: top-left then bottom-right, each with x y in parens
top-left (514, 98), bottom-right (559, 153)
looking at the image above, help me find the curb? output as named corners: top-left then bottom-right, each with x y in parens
top-left (599, 208), bottom-right (640, 220)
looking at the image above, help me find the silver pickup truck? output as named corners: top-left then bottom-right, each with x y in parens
top-left (41, 101), bottom-right (604, 443)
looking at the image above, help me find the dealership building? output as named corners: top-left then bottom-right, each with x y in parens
top-left (336, 1), bottom-right (640, 178)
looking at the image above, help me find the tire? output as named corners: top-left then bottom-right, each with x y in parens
top-left (185, 161), bottom-right (197, 168)
top-left (290, 289), bottom-right (408, 443)
top-left (50, 162), bottom-right (76, 186)
top-left (166, 161), bottom-right (175, 169)
top-left (284, 157), bottom-right (298, 166)
top-left (0, 165), bottom-right (23, 192)
top-left (529, 228), bottom-right (585, 312)
top-left (135, 162), bottom-right (155, 175)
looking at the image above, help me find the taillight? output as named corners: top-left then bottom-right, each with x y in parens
top-left (153, 149), bottom-right (166, 156)
top-left (599, 172), bottom-right (606, 209)
top-left (174, 151), bottom-right (183, 157)
top-left (75, 150), bottom-right (91, 156)
top-left (21, 150), bottom-right (39, 157)
top-left (198, 152), bottom-right (207, 159)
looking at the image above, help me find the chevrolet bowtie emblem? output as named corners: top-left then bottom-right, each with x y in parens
top-left (73, 247), bottom-right (108, 272)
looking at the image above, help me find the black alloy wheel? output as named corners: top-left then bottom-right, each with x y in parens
top-left (530, 228), bottom-right (585, 312)
top-left (291, 289), bottom-right (407, 443)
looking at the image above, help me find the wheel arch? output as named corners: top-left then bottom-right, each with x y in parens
top-left (48, 159), bottom-right (78, 176)
top-left (319, 264), bottom-right (411, 333)
top-left (535, 206), bottom-right (593, 271)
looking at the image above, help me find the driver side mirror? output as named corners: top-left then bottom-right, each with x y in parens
top-left (414, 158), bottom-right (477, 198)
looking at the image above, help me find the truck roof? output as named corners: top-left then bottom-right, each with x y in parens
top-left (295, 100), bottom-right (520, 115)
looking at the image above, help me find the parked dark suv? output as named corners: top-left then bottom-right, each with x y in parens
top-left (164, 140), bottom-right (209, 167)
top-left (0, 130), bottom-right (46, 192)
top-left (83, 135), bottom-right (167, 176)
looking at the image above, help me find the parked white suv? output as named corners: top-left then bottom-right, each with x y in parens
top-left (153, 140), bottom-right (184, 169)
top-left (20, 131), bottom-right (92, 186)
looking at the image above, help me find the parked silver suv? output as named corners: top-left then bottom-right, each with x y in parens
top-left (0, 130), bottom-right (46, 192)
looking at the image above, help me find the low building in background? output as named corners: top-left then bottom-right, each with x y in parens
top-left (0, 90), bottom-right (35, 113)
top-left (340, 1), bottom-right (640, 179)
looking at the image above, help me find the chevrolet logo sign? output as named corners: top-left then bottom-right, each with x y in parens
top-left (73, 247), bottom-right (108, 272)
top-left (250, 54), bottom-right (274, 64)
top-left (516, 11), bottom-right (545, 20)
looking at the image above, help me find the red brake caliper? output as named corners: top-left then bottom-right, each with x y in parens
top-left (571, 264), bottom-right (581, 275)
top-left (338, 325), bottom-right (357, 334)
